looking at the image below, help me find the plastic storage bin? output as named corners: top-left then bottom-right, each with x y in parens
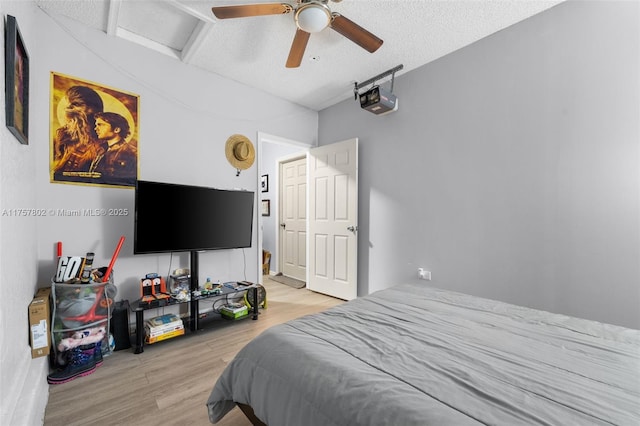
top-left (51, 276), bottom-right (117, 367)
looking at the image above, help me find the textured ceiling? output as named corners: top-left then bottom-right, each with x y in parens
top-left (35, 0), bottom-right (564, 111)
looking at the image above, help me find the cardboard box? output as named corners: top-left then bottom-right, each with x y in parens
top-left (29, 287), bottom-right (51, 358)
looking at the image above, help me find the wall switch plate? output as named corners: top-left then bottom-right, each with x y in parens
top-left (418, 268), bottom-right (431, 281)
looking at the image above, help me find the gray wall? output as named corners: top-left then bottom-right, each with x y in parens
top-left (319, 0), bottom-right (639, 329)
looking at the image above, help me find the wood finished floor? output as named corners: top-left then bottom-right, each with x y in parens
top-left (43, 276), bottom-right (344, 426)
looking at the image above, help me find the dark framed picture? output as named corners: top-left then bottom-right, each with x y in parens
top-left (5, 15), bottom-right (29, 145)
top-left (261, 199), bottom-right (270, 217)
top-left (261, 174), bottom-right (269, 192)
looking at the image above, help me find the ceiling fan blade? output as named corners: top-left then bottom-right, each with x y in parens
top-left (212, 3), bottom-right (293, 19)
top-left (330, 14), bottom-right (383, 53)
top-left (286, 29), bottom-right (310, 68)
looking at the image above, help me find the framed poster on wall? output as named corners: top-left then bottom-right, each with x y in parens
top-left (5, 15), bottom-right (29, 145)
top-left (50, 72), bottom-right (140, 188)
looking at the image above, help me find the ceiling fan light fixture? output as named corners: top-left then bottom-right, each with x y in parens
top-left (295, 2), bottom-right (331, 33)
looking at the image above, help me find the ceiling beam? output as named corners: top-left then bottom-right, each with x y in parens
top-left (117, 27), bottom-right (181, 59)
top-left (181, 20), bottom-right (215, 64)
top-left (166, 0), bottom-right (217, 24)
top-left (106, 0), bottom-right (122, 36)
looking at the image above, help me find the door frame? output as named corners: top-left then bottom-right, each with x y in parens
top-left (256, 132), bottom-right (310, 280)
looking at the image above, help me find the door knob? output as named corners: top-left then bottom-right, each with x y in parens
top-left (280, 223), bottom-right (286, 228)
top-left (347, 225), bottom-right (358, 234)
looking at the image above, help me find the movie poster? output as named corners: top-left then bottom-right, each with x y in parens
top-left (50, 72), bottom-right (140, 188)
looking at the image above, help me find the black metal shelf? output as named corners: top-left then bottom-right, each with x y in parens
top-left (131, 283), bottom-right (259, 354)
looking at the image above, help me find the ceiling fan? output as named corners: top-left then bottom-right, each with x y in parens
top-left (211, 0), bottom-right (384, 68)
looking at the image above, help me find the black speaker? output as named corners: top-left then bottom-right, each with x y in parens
top-left (110, 300), bottom-right (131, 351)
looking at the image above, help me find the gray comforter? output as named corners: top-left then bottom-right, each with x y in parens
top-left (207, 283), bottom-right (640, 425)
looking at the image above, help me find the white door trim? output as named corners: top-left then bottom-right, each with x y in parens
top-left (256, 132), bottom-right (310, 280)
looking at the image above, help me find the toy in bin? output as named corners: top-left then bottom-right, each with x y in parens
top-left (54, 266), bottom-right (118, 329)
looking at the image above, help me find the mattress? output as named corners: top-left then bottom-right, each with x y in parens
top-left (207, 283), bottom-right (640, 425)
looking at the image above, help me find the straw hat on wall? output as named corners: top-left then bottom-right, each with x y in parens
top-left (225, 134), bottom-right (255, 175)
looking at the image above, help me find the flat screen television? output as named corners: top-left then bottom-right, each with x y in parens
top-left (134, 180), bottom-right (254, 255)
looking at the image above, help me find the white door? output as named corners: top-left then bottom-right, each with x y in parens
top-left (308, 138), bottom-right (358, 300)
top-left (280, 157), bottom-right (307, 281)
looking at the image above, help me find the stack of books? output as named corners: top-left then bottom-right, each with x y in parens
top-left (145, 313), bottom-right (184, 344)
top-left (220, 302), bottom-right (249, 320)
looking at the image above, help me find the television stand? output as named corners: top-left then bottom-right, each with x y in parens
top-left (187, 250), bottom-right (259, 328)
top-left (131, 281), bottom-right (259, 354)
top-left (130, 251), bottom-right (259, 354)
top-left (190, 250), bottom-right (200, 331)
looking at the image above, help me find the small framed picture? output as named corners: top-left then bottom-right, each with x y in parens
top-left (5, 15), bottom-right (29, 145)
top-left (261, 174), bottom-right (269, 193)
top-left (261, 199), bottom-right (270, 217)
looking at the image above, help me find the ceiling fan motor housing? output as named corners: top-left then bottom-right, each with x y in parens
top-left (295, 1), bottom-right (332, 33)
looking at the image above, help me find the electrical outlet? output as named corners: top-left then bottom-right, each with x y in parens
top-left (418, 268), bottom-right (431, 281)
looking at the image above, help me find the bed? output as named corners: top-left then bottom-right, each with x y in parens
top-left (207, 283), bottom-right (640, 425)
